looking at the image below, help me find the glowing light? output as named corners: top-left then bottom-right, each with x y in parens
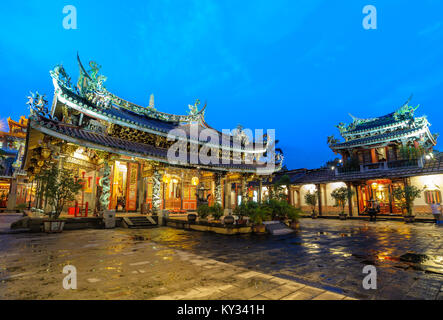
top-left (304, 184), bottom-right (317, 193)
top-left (419, 175), bottom-right (441, 191)
top-left (162, 174), bottom-right (171, 183)
top-left (191, 177), bottom-right (199, 186)
top-left (330, 182), bottom-right (346, 190)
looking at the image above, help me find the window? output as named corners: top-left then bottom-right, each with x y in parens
top-left (358, 150), bottom-right (371, 164)
top-left (424, 190), bottom-right (441, 204)
top-left (375, 148), bottom-right (386, 162)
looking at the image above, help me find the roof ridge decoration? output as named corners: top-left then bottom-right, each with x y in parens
top-left (27, 91), bottom-right (55, 120)
top-left (49, 54), bottom-right (206, 124)
top-left (335, 95), bottom-right (420, 135)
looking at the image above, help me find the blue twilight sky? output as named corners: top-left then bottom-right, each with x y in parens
top-left (0, 0), bottom-right (442, 169)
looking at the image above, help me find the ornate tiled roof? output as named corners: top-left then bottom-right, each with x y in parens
top-left (29, 117), bottom-right (271, 173)
top-left (330, 126), bottom-right (426, 149)
top-left (51, 60), bottom-right (267, 152)
top-left (329, 99), bottom-right (437, 151)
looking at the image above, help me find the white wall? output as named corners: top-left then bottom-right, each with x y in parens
top-left (410, 174), bottom-right (443, 205)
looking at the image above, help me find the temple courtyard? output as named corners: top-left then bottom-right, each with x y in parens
top-left (0, 216), bottom-right (442, 300)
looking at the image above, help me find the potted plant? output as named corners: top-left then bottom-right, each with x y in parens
top-left (392, 185), bottom-right (422, 223)
top-left (15, 203), bottom-right (28, 215)
top-left (250, 206), bottom-right (270, 233)
top-left (196, 204), bottom-right (210, 223)
top-left (37, 166), bottom-right (83, 233)
top-left (233, 201), bottom-right (257, 225)
top-left (304, 192), bottom-right (318, 218)
top-left (287, 206), bottom-right (301, 229)
top-left (330, 186), bottom-right (355, 220)
top-left (209, 203), bottom-right (223, 223)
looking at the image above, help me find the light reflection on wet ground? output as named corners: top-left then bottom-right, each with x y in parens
top-left (0, 219), bottom-right (442, 299)
top-left (120, 219), bottom-right (443, 299)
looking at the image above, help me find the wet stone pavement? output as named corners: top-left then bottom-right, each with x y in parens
top-left (0, 218), bottom-right (442, 300)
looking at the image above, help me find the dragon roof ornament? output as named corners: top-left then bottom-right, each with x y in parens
top-left (49, 54), bottom-right (206, 124)
top-left (335, 95), bottom-right (420, 134)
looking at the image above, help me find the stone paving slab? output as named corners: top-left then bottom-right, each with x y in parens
top-left (1, 218), bottom-right (443, 299)
top-left (0, 228), bottom-right (352, 300)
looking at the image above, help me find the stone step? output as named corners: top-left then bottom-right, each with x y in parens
top-left (263, 221), bottom-right (294, 235)
top-left (123, 216), bottom-right (158, 229)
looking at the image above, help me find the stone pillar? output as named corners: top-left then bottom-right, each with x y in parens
top-left (180, 174), bottom-right (184, 210)
top-left (346, 182), bottom-right (353, 217)
top-left (258, 179), bottom-right (262, 204)
top-left (99, 160), bottom-right (111, 214)
top-left (152, 168), bottom-right (162, 215)
top-left (287, 186), bottom-right (292, 205)
top-left (6, 179), bottom-right (18, 211)
top-left (137, 163), bottom-right (144, 213)
top-left (214, 173), bottom-right (223, 206)
top-left (225, 179), bottom-right (232, 209)
top-left (241, 175), bottom-right (248, 203)
top-left (317, 184), bottom-right (322, 216)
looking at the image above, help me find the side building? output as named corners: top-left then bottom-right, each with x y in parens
top-left (281, 100), bottom-right (441, 219)
top-left (0, 116), bottom-right (29, 211)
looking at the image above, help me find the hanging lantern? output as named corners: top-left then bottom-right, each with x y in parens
top-left (172, 178), bottom-right (178, 184)
top-left (191, 177), bottom-right (199, 186)
top-left (162, 174), bottom-right (171, 184)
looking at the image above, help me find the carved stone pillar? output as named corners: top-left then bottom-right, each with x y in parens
top-left (152, 168), bottom-right (162, 215)
top-left (214, 173), bottom-right (223, 206)
top-left (258, 179), bottom-right (263, 204)
top-left (99, 160), bottom-right (111, 213)
top-left (241, 175), bottom-right (248, 203)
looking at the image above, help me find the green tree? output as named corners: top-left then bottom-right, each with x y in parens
top-left (304, 192), bottom-right (318, 215)
top-left (270, 174), bottom-right (290, 201)
top-left (35, 166), bottom-right (83, 219)
top-left (392, 185), bottom-right (422, 216)
top-left (330, 186), bottom-right (355, 215)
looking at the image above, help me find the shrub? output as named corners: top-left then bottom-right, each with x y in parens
top-left (392, 185), bottom-right (422, 216)
top-left (260, 199), bottom-right (299, 221)
top-left (233, 201), bottom-right (258, 219)
top-left (15, 203), bottom-right (27, 210)
top-left (197, 204), bottom-right (210, 219)
top-left (249, 206), bottom-right (271, 225)
top-left (287, 206), bottom-right (302, 222)
top-left (209, 203), bottom-right (223, 220)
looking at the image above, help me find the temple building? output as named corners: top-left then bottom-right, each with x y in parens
top-left (0, 116), bottom-right (29, 210)
top-left (22, 56), bottom-right (282, 216)
top-left (282, 99), bottom-right (442, 218)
